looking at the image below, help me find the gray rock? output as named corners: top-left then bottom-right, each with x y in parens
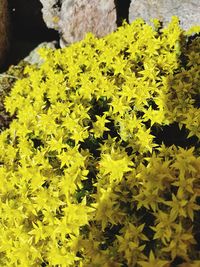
top-left (23, 41), bottom-right (58, 65)
top-left (129, 0), bottom-right (200, 30)
top-left (40, 0), bottom-right (117, 46)
top-left (0, 0), bottom-right (9, 68)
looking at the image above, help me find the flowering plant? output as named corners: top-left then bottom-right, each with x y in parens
top-left (0, 17), bottom-right (200, 266)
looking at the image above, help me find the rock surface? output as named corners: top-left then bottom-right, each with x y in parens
top-left (129, 0), bottom-right (200, 30)
top-left (0, 0), bottom-right (9, 69)
top-left (23, 41), bottom-right (58, 65)
top-left (40, 0), bottom-right (117, 46)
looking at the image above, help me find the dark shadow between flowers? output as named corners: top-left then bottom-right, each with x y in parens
top-left (152, 122), bottom-right (199, 148)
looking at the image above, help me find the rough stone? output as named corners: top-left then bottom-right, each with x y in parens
top-left (129, 0), bottom-right (200, 30)
top-left (0, 0), bottom-right (9, 68)
top-left (23, 41), bottom-right (58, 65)
top-left (40, 0), bottom-right (117, 46)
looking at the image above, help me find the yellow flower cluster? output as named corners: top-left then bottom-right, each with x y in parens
top-left (0, 16), bottom-right (200, 266)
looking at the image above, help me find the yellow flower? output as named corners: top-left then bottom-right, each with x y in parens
top-left (138, 250), bottom-right (170, 267)
top-left (99, 146), bottom-right (134, 184)
top-left (90, 113), bottom-right (110, 138)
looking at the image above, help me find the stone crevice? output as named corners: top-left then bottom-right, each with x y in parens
top-left (114, 0), bottom-right (131, 26)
